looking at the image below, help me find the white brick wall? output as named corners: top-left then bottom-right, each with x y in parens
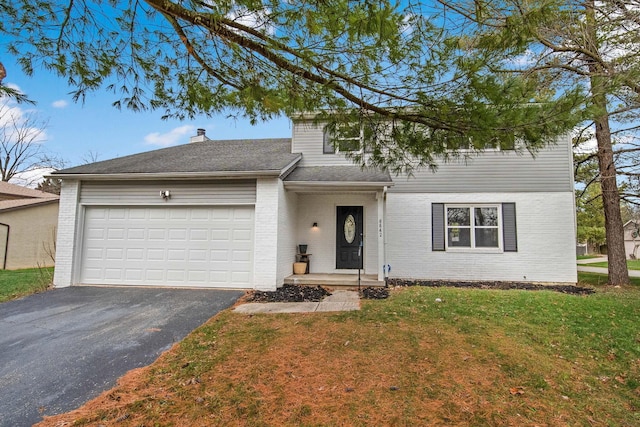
top-left (53, 180), bottom-right (81, 288)
top-left (385, 192), bottom-right (577, 283)
top-left (253, 178), bottom-right (280, 290)
top-left (275, 180), bottom-right (298, 287)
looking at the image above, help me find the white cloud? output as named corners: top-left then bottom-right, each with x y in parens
top-left (144, 125), bottom-right (196, 147)
top-left (52, 99), bottom-right (68, 108)
top-left (227, 6), bottom-right (275, 35)
top-left (0, 89), bottom-right (48, 144)
top-left (10, 167), bottom-right (56, 188)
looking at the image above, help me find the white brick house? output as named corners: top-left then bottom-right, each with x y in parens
top-left (51, 119), bottom-right (577, 290)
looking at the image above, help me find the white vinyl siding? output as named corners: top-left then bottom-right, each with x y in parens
top-left (79, 206), bottom-right (254, 288)
top-left (292, 120), bottom-right (572, 194)
top-left (292, 121), bottom-right (356, 167)
top-left (80, 180), bottom-right (256, 205)
top-left (388, 136), bottom-right (573, 193)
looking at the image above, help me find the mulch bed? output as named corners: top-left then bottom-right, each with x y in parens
top-left (245, 279), bottom-right (594, 304)
top-left (246, 284), bottom-right (331, 302)
top-left (360, 287), bottom-right (390, 299)
top-left (388, 279), bottom-right (595, 295)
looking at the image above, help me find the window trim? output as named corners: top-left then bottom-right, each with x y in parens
top-left (444, 204), bottom-right (503, 252)
top-left (323, 123), bottom-right (373, 155)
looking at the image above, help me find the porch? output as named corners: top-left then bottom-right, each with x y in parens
top-left (283, 273), bottom-right (385, 289)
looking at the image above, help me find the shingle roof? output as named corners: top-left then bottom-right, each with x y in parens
top-left (284, 166), bottom-right (392, 183)
top-left (53, 138), bottom-right (300, 176)
top-left (0, 197), bottom-right (59, 213)
top-left (0, 181), bottom-right (59, 200)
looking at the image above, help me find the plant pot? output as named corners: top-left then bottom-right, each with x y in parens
top-left (293, 262), bottom-right (307, 275)
top-left (298, 244), bottom-right (308, 254)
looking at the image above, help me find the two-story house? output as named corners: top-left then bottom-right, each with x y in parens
top-left (51, 117), bottom-right (577, 290)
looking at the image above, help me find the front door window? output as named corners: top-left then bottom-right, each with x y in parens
top-left (344, 214), bottom-right (356, 243)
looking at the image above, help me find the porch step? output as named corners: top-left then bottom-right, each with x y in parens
top-left (284, 273), bottom-right (385, 289)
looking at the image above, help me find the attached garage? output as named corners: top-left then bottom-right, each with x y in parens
top-left (76, 180), bottom-right (257, 288)
top-left (80, 206), bottom-right (254, 288)
top-left (51, 136), bottom-right (301, 290)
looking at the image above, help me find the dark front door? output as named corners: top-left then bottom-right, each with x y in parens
top-left (336, 206), bottom-right (363, 269)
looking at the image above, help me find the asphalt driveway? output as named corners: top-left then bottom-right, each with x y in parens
top-left (0, 286), bottom-right (243, 427)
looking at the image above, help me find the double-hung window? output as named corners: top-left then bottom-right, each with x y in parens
top-left (446, 205), bottom-right (500, 249)
top-left (323, 122), bottom-right (374, 154)
top-left (432, 203), bottom-right (517, 252)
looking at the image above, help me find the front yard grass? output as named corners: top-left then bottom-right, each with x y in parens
top-left (0, 267), bottom-right (53, 303)
top-left (38, 281), bottom-right (640, 427)
top-left (578, 270), bottom-right (640, 286)
top-left (587, 259), bottom-right (640, 270)
top-left (577, 254), bottom-right (601, 260)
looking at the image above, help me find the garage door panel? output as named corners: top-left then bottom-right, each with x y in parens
top-left (108, 209), bottom-right (126, 220)
top-left (189, 229), bottom-right (208, 240)
top-left (188, 249), bottom-right (207, 261)
top-left (127, 229), bottom-right (145, 239)
top-left (107, 228), bottom-right (125, 239)
top-left (145, 270), bottom-right (164, 281)
top-left (125, 269), bottom-right (143, 280)
top-left (126, 248), bottom-right (144, 260)
top-left (81, 206), bottom-right (254, 288)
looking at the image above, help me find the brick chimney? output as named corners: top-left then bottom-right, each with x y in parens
top-left (190, 128), bottom-right (209, 143)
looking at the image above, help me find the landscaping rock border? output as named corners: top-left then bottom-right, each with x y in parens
top-left (360, 287), bottom-right (390, 299)
top-left (246, 284), bottom-right (331, 302)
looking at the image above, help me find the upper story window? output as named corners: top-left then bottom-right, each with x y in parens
top-left (447, 135), bottom-right (516, 151)
top-left (323, 122), bottom-right (374, 154)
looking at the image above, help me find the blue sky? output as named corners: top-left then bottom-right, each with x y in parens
top-left (2, 56), bottom-right (291, 170)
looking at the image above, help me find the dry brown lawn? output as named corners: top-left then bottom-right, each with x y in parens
top-left (36, 286), bottom-right (640, 426)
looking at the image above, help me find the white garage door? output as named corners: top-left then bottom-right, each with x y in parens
top-left (80, 206), bottom-right (254, 288)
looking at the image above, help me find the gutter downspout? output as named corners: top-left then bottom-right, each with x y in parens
top-left (0, 222), bottom-right (9, 270)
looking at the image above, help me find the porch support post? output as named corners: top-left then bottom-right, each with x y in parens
top-left (376, 188), bottom-right (386, 281)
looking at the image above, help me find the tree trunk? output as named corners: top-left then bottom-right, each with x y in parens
top-left (585, 0), bottom-right (630, 285)
top-left (593, 112), bottom-right (630, 285)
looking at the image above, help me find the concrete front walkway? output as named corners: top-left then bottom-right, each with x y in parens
top-left (234, 290), bottom-right (360, 314)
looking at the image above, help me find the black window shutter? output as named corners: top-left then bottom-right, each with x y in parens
top-left (432, 203), bottom-right (445, 251)
top-left (502, 203), bottom-right (517, 252)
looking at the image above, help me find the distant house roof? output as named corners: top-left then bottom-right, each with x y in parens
top-left (0, 181), bottom-right (59, 213)
top-left (52, 139), bottom-right (301, 179)
top-left (0, 197), bottom-right (59, 213)
top-left (0, 181), bottom-right (59, 201)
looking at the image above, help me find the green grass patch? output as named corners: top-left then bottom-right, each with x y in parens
top-left (587, 259), bottom-right (640, 270)
top-left (0, 267), bottom-right (53, 302)
top-left (577, 254), bottom-right (601, 260)
top-left (578, 271), bottom-right (640, 286)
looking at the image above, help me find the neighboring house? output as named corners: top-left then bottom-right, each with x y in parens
top-left (51, 120), bottom-right (577, 290)
top-left (624, 220), bottom-right (640, 259)
top-left (0, 181), bottom-right (59, 270)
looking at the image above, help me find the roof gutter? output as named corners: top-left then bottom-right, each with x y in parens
top-left (283, 181), bottom-right (394, 192)
top-left (48, 170), bottom-right (287, 181)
